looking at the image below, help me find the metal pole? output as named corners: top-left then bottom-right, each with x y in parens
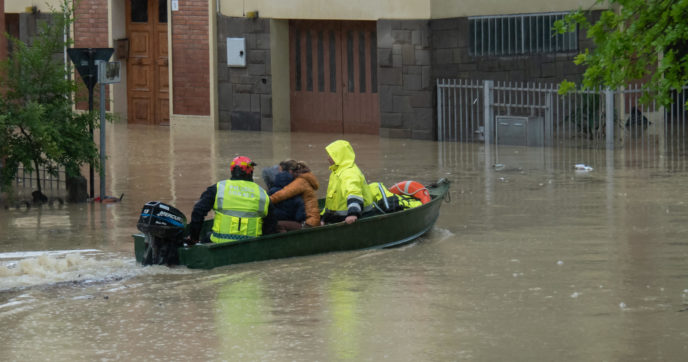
top-left (605, 88), bottom-right (615, 150)
top-left (98, 61), bottom-right (106, 200)
top-left (484, 80), bottom-right (494, 145)
top-left (437, 79), bottom-right (443, 141)
top-left (88, 83), bottom-right (95, 199)
top-left (88, 49), bottom-right (95, 199)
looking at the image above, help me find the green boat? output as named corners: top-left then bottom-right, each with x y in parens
top-left (134, 178), bottom-right (450, 269)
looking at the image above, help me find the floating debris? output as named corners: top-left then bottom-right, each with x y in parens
top-left (574, 164), bottom-right (593, 172)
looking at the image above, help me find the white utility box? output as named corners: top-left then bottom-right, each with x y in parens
top-left (227, 38), bottom-right (246, 67)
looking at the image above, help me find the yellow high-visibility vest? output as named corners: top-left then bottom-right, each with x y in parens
top-left (211, 180), bottom-right (269, 243)
top-left (368, 182), bottom-right (422, 211)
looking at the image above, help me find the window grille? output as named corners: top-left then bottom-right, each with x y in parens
top-left (469, 13), bottom-right (577, 56)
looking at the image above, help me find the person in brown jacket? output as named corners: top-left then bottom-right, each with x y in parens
top-left (269, 160), bottom-right (320, 228)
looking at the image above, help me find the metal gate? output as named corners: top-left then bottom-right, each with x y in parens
top-left (437, 79), bottom-right (688, 165)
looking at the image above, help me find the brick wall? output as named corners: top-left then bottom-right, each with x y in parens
top-left (377, 20), bottom-right (434, 140)
top-left (216, 16), bottom-right (272, 131)
top-left (172, 0), bottom-right (210, 115)
top-left (74, 0), bottom-right (108, 48)
top-left (74, 0), bottom-right (109, 110)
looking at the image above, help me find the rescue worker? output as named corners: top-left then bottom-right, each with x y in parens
top-left (322, 140), bottom-right (374, 224)
top-left (189, 156), bottom-right (277, 243)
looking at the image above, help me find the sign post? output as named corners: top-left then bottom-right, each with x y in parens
top-left (67, 48), bottom-right (114, 199)
top-left (96, 61), bottom-right (121, 201)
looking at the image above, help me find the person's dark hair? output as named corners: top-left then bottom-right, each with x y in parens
top-left (231, 167), bottom-right (253, 181)
top-left (293, 161), bottom-right (311, 175)
top-left (279, 159), bottom-right (298, 173)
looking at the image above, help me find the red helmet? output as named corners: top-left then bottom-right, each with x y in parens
top-left (230, 156), bottom-right (256, 173)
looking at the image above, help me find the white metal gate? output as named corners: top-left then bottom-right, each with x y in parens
top-left (437, 79), bottom-right (687, 153)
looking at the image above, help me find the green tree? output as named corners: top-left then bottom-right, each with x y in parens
top-left (0, 1), bottom-right (98, 197)
top-left (556, 0), bottom-right (688, 105)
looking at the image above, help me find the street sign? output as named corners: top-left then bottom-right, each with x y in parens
top-left (66, 48), bottom-right (114, 199)
top-left (98, 61), bottom-right (121, 84)
top-left (67, 48), bottom-right (114, 89)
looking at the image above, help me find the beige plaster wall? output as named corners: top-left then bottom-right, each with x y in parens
top-left (270, 19), bottom-right (289, 132)
top-left (5, 0), bottom-right (63, 12)
top-left (110, 0), bottom-right (127, 118)
top-left (218, 0), bottom-right (430, 20)
top-left (209, 0), bottom-right (218, 127)
top-left (218, 0), bottom-right (604, 20)
top-left (430, 0), bottom-right (603, 18)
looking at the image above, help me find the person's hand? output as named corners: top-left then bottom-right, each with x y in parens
top-left (344, 215), bottom-right (358, 224)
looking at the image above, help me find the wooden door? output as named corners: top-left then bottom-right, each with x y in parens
top-left (341, 21), bottom-right (379, 134)
top-left (290, 21), bottom-right (379, 134)
top-left (126, 0), bottom-right (169, 125)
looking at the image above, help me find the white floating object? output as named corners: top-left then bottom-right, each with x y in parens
top-left (574, 164), bottom-right (593, 171)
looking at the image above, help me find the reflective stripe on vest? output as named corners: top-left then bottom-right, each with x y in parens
top-left (211, 180), bottom-right (269, 243)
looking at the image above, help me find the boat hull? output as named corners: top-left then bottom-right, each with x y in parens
top-left (134, 179), bottom-right (449, 269)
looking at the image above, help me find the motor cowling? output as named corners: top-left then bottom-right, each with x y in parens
top-left (136, 201), bottom-right (187, 266)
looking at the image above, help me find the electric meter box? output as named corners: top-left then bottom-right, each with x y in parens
top-left (227, 38), bottom-right (246, 67)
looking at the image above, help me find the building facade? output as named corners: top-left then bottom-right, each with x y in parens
top-left (3, 0), bottom-right (602, 139)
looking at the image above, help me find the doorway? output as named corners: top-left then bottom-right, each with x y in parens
top-left (289, 21), bottom-right (380, 134)
top-left (126, 0), bottom-right (169, 125)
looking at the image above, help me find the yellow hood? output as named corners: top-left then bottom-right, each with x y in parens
top-left (326, 140), bottom-right (356, 171)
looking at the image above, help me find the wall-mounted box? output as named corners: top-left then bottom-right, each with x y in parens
top-left (115, 38), bottom-right (129, 60)
top-left (227, 38), bottom-right (246, 67)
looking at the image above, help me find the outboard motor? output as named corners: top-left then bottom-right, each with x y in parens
top-left (136, 201), bottom-right (187, 266)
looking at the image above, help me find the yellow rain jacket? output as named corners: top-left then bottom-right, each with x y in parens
top-left (324, 140), bottom-right (374, 218)
top-left (211, 179), bottom-right (269, 243)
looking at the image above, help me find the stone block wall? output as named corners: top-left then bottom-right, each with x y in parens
top-left (172, 0), bottom-right (210, 116)
top-left (377, 20), bottom-right (434, 140)
top-left (430, 14), bottom-right (599, 84)
top-left (216, 16), bottom-right (272, 131)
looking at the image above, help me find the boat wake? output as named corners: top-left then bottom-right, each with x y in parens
top-left (430, 227), bottom-right (455, 242)
top-left (0, 249), bottom-right (191, 292)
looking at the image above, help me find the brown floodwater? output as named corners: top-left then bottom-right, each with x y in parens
top-left (1, 122), bottom-right (687, 361)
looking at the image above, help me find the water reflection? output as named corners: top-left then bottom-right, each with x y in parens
top-left (1, 124), bottom-right (688, 360)
top-left (214, 275), bottom-right (273, 359)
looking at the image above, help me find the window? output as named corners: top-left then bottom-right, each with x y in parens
top-left (159, 0), bottom-right (167, 23)
top-left (469, 13), bottom-right (577, 56)
top-left (131, 0), bottom-right (148, 23)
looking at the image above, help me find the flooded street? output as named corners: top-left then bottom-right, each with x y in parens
top-left (1, 122), bottom-right (687, 361)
